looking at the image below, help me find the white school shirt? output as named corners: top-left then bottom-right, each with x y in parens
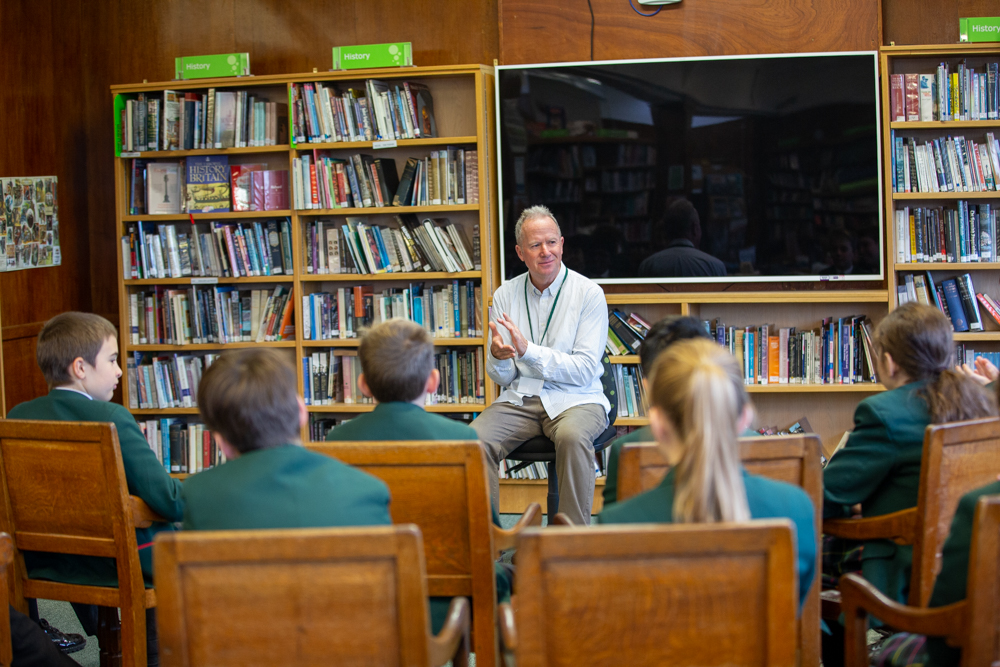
top-left (486, 264), bottom-right (610, 420)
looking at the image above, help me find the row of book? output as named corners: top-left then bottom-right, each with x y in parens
top-left (894, 202), bottom-right (997, 264)
top-left (123, 219), bottom-right (294, 280)
top-left (898, 271), bottom-right (998, 333)
top-left (605, 310), bottom-right (651, 356)
top-left (303, 347), bottom-right (486, 407)
top-left (293, 149), bottom-right (478, 210)
top-left (290, 80), bottom-right (436, 144)
top-left (301, 281), bottom-right (483, 341)
top-left (126, 353), bottom-right (219, 410)
top-left (128, 286), bottom-right (295, 345)
top-left (130, 158), bottom-right (290, 215)
top-left (497, 456), bottom-right (607, 481)
top-left (137, 418), bottom-right (225, 474)
top-left (889, 63), bottom-right (1000, 123)
top-left (305, 216), bottom-right (479, 276)
top-left (121, 89), bottom-right (288, 153)
top-left (611, 364), bottom-right (648, 419)
top-left (891, 132), bottom-right (1000, 194)
top-left (711, 319), bottom-right (879, 386)
top-left (956, 345), bottom-right (1000, 370)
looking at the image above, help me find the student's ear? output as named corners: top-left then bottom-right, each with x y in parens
top-left (214, 432), bottom-right (240, 461)
top-left (426, 369), bottom-right (440, 396)
top-left (357, 373), bottom-right (374, 399)
top-left (297, 395), bottom-right (308, 429)
top-left (737, 403), bottom-right (755, 432)
top-left (648, 406), bottom-right (671, 444)
top-left (69, 356), bottom-right (88, 381)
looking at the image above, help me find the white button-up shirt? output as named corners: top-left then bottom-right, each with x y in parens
top-left (486, 263), bottom-right (610, 420)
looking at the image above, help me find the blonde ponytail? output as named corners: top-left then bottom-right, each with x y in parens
top-left (650, 338), bottom-right (751, 523)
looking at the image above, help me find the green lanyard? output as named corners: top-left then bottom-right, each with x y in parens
top-left (525, 265), bottom-right (569, 346)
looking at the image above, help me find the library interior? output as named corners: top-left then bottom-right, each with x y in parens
top-left (1, 1), bottom-right (999, 666)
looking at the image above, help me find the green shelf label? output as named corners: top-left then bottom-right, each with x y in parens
top-left (960, 17), bottom-right (1000, 42)
top-left (332, 43), bottom-right (412, 70)
top-left (175, 53), bottom-right (251, 80)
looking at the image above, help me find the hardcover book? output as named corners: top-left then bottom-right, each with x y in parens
top-left (147, 162), bottom-right (182, 215)
top-left (186, 155), bottom-right (230, 213)
top-left (230, 163), bottom-right (265, 212)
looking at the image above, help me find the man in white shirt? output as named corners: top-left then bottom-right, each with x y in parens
top-left (472, 206), bottom-right (610, 525)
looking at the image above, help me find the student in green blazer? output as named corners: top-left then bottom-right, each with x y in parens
top-left (822, 303), bottom-right (996, 667)
top-left (7, 312), bottom-right (184, 662)
top-left (324, 319), bottom-right (506, 631)
top-left (181, 348), bottom-right (390, 531)
top-left (598, 338), bottom-right (817, 610)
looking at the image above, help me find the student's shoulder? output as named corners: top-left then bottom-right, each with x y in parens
top-left (420, 411), bottom-right (478, 439)
top-left (859, 381), bottom-right (926, 416)
top-left (956, 479), bottom-right (1000, 519)
top-left (745, 474), bottom-right (813, 520)
top-left (598, 483), bottom-right (671, 524)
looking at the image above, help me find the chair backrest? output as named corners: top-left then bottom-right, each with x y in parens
top-left (0, 419), bottom-right (148, 666)
top-left (0, 533), bottom-right (12, 667)
top-left (513, 522), bottom-right (798, 667)
top-left (962, 495), bottom-right (1000, 666)
top-left (599, 355), bottom-right (618, 426)
top-left (616, 434), bottom-right (823, 667)
top-left (306, 440), bottom-right (493, 600)
top-left (910, 417), bottom-right (1000, 607)
top-left (154, 526), bottom-right (433, 667)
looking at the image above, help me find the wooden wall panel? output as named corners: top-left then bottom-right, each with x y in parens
top-left (883, 0), bottom-right (998, 46)
top-left (499, 0), bottom-right (880, 64)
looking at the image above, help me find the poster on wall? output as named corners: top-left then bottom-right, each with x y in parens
top-left (0, 176), bottom-right (61, 271)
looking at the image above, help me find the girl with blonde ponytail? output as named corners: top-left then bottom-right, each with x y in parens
top-left (599, 338), bottom-right (816, 608)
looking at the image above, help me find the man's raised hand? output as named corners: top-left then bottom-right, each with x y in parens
top-left (490, 321), bottom-right (517, 360)
top-left (496, 313), bottom-right (529, 357)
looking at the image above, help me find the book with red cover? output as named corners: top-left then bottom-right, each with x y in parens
top-left (230, 164), bottom-right (265, 212)
top-left (264, 170), bottom-right (289, 211)
top-left (904, 73), bottom-right (920, 122)
top-left (890, 74), bottom-right (905, 122)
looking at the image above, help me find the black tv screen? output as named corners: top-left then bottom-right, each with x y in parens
top-left (495, 52), bottom-right (883, 284)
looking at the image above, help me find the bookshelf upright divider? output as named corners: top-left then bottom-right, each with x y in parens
top-left (112, 65), bottom-right (498, 478)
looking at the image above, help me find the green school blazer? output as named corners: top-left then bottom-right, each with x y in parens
top-left (823, 380), bottom-right (930, 603)
top-left (325, 400), bottom-right (507, 632)
top-left (924, 480), bottom-right (1000, 666)
top-left (602, 426), bottom-right (755, 507)
top-left (325, 401), bottom-right (480, 442)
top-left (7, 389), bottom-right (184, 587)
top-left (182, 444), bottom-right (391, 530)
top-left (598, 467), bottom-right (817, 609)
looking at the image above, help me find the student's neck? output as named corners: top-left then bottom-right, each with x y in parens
top-left (56, 381), bottom-right (91, 397)
top-left (409, 395), bottom-right (428, 408)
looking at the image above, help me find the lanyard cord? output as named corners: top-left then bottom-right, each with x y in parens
top-left (525, 265), bottom-right (569, 346)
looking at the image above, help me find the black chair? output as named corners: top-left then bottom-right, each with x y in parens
top-left (505, 355), bottom-right (619, 516)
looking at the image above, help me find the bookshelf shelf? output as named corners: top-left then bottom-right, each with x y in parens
top-left (299, 270), bottom-right (480, 282)
top-left (889, 121), bottom-right (1000, 129)
top-left (300, 338), bottom-right (484, 348)
top-left (293, 136), bottom-right (478, 150)
top-left (295, 204), bottom-right (480, 216)
top-left (124, 276), bottom-right (295, 285)
top-left (114, 64), bottom-right (499, 466)
top-left (953, 332), bottom-right (1000, 341)
top-left (746, 383), bottom-right (885, 393)
top-left (124, 145), bottom-right (291, 158)
top-left (127, 341), bottom-right (296, 351)
top-left (892, 192), bottom-right (1000, 200)
top-left (895, 263), bottom-right (1000, 270)
top-left (307, 403), bottom-right (486, 414)
top-left (608, 355), bottom-right (640, 364)
top-left (123, 211), bottom-right (292, 222)
top-left (614, 417), bottom-right (648, 426)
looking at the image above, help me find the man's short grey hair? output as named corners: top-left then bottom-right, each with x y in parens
top-left (514, 205), bottom-right (561, 245)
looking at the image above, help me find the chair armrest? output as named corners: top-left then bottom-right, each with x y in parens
top-left (839, 573), bottom-right (967, 667)
top-left (823, 507), bottom-right (917, 544)
top-left (130, 496), bottom-right (168, 528)
top-left (429, 596), bottom-right (471, 667)
top-left (550, 513), bottom-right (575, 526)
top-left (493, 502), bottom-right (542, 555)
top-left (498, 602), bottom-right (517, 654)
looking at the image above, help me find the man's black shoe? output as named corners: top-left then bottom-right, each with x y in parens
top-left (39, 618), bottom-right (87, 654)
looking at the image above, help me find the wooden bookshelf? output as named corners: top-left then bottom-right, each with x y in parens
top-left (111, 64), bottom-right (499, 475)
top-left (881, 44), bottom-right (1000, 363)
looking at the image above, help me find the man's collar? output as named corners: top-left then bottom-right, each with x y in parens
top-left (666, 239), bottom-right (696, 249)
top-left (527, 263), bottom-right (567, 295)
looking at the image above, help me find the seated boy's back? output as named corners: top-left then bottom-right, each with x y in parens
top-left (183, 348), bottom-right (390, 531)
top-left (325, 319), bottom-right (478, 443)
top-left (8, 312), bottom-right (182, 586)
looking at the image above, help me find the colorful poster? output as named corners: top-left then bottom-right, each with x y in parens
top-left (0, 175), bottom-right (60, 271)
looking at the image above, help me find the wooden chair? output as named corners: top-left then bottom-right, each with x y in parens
top-left (499, 521), bottom-right (799, 667)
top-left (840, 494), bottom-right (1000, 667)
top-left (306, 440), bottom-right (541, 667)
top-left (0, 533), bottom-right (13, 667)
top-left (824, 417), bottom-right (1000, 608)
top-left (617, 434), bottom-right (824, 667)
top-left (0, 419), bottom-right (162, 667)
top-left (154, 525), bottom-right (470, 667)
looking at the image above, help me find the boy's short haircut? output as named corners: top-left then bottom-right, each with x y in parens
top-left (37, 312), bottom-right (118, 388)
top-left (638, 315), bottom-right (712, 376)
top-left (358, 319), bottom-right (434, 403)
top-left (198, 348), bottom-right (300, 454)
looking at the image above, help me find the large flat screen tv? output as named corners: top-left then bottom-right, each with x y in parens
top-left (495, 52), bottom-right (883, 284)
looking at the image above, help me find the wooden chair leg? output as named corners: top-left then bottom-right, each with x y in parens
top-left (546, 462), bottom-right (559, 518)
top-left (97, 606), bottom-right (122, 667)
